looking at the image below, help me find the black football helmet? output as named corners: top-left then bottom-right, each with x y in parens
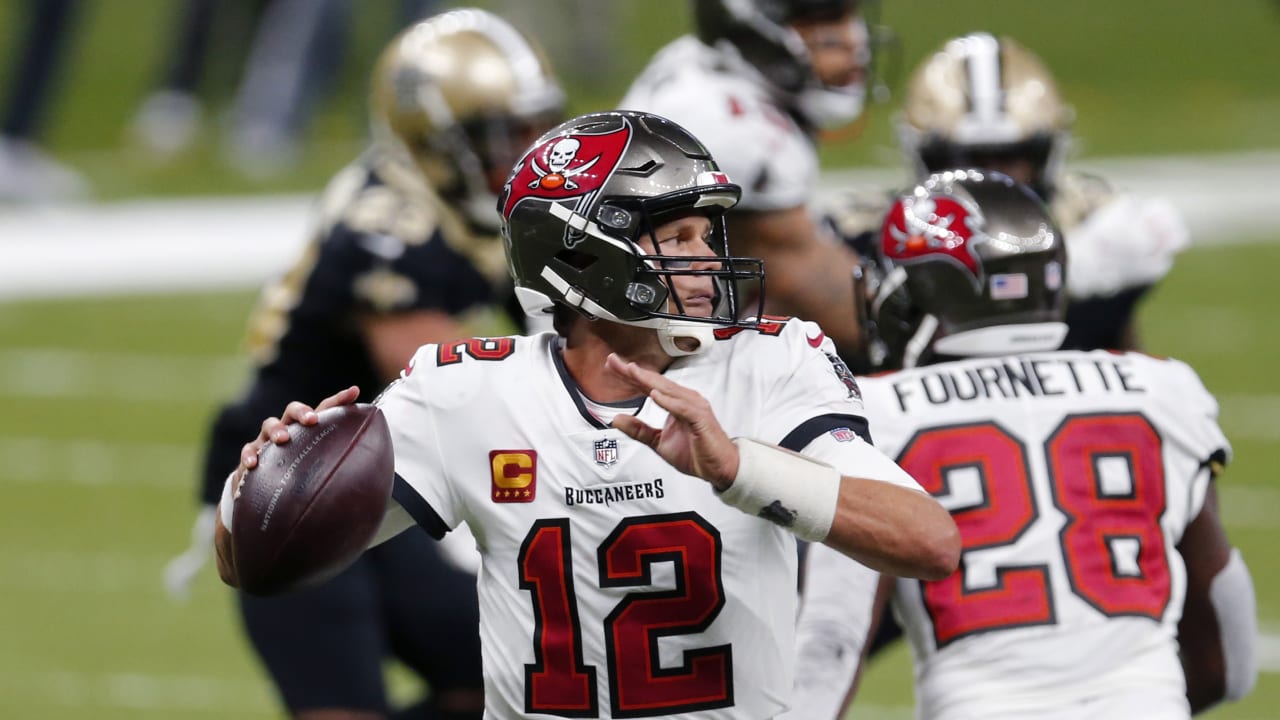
top-left (693, 0), bottom-right (870, 128)
top-left (863, 169), bottom-right (1068, 369)
top-left (499, 110), bottom-right (765, 356)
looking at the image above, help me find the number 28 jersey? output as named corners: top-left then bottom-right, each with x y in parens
top-left (860, 350), bottom-right (1229, 718)
top-left (376, 319), bottom-right (912, 719)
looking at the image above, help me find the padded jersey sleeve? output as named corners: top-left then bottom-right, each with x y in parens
top-left (747, 319), bottom-right (868, 445)
top-left (371, 345), bottom-right (460, 539)
top-left (1153, 356), bottom-right (1231, 523)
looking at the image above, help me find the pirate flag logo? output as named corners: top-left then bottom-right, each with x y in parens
top-left (501, 121), bottom-right (632, 218)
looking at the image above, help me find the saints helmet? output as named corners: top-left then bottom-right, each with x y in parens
top-left (499, 110), bottom-right (764, 357)
top-left (864, 169), bottom-right (1068, 369)
top-left (898, 33), bottom-right (1073, 198)
top-left (370, 9), bottom-right (565, 232)
top-left (693, 0), bottom-right (870, 128)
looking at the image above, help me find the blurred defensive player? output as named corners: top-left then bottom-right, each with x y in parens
top-left (789, 171), bottom-right (1256, 719)
top-left (167, 10), bottom-right (565, 719)
top-left (620, 0), bottom-right (876, 360)
top-left (215, 109), bottom-right (961, 719)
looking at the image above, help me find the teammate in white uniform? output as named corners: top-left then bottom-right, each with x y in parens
top-left (789, 171), bottom-right (1256, 719)
top-left (620, 0), bottom-right (873, 360)
top-left (214, 110), bottom-right (960, 719)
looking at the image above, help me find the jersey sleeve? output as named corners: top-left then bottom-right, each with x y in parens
top-left (751, 319), bottom-right (871, 447)
top-left (1154, 357), bottom-right (1231, 523)
top-left (371, 345), bottom-right (460, 539)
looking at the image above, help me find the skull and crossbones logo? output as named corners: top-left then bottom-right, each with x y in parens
top-left (887, 197), bottom-right (980, 254)
top-left (528, 137), bottom-right (600, 191)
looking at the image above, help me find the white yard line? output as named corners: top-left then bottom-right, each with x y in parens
top-left (0, 347), bottom-right (245, 402)
top-left (0, 152), bottom-right (1276, 300)
top-left (0, 667), bottom-right (269, 713)
top-left (0, 436), bottom-right (197, 487)
top-left (821, 149), bottom-right (1280, 247)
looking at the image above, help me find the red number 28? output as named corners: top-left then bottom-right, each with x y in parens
top-left (897, 413), bottom-right (1170, 647)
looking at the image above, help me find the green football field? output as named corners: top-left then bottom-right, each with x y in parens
top-left (0, 240), bottom-right (1275, 719)
top-left (0, 0), bottom-right (1277, 717)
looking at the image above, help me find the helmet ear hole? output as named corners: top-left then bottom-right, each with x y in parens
top-left (554, 249), bottom-right (598, 271)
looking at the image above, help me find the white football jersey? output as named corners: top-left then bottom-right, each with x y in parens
top-left (859, 350), bottom-right (1229, 719)
top-left (619, 37), bottom-right (817, 212)
top-left (376, 318), bottom-right (919, 719)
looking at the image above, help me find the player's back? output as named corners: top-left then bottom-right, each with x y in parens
top-left (859, 349), bottom-right (1228, 719)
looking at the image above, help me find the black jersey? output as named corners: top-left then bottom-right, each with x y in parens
top-left (200, 149), bottom-right (518, 502)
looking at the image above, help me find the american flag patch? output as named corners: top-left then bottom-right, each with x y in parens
top-left (990, 273), bottom-right (1029, 300)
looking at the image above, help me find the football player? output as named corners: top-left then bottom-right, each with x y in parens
top-left (214, 109), bottom-right (961, 719)
top-left (619, 0), bottom-right (875, 361)
top-left (788, 171), bottom-right (1256, 718)
top-left (830, 32), bottom-right (1188, 352)
top-left (168, 10), bottom-right (565, 719)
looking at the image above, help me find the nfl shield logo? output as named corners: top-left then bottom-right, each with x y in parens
top-left (594, 438), bottom-right (619, 467)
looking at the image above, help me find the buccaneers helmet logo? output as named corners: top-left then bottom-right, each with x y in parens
top-left (501, 123), bottom-right (631, 217)
top-left (881, 195), bottom-right (983, 283)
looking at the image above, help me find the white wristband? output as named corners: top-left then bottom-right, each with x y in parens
top-left (218, 470), bottom-right (237, 533)
top-left (718, 438), bottom-right (841, 542)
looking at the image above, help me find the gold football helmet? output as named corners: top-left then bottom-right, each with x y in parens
top-left (897, 33), bottom-right (1073, 197)
top-left (370, 9), bottom-right (565, 232)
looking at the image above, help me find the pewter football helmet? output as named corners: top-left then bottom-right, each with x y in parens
top-left (499, 111), bottom-right (765, 356)
top-left (865, 169), bottom-right (1068, 369)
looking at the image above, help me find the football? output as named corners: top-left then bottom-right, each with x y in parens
top-left (231, 403), bottom-right (395, 596)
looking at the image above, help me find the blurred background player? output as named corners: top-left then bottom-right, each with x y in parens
top-left (619, 0), bottom-right (876, 361)
top-left (164, 9), bottom-right (565, 719)
top-left (830, 32), bottom-right (1188, 353)
top-left (790, 171), bottom-right (1257, 718)
top-left (0, 0), bottom-right (89, 203)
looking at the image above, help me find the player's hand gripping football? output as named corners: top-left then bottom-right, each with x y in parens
top-left (606, 354), bottom-right (739, 491)
top-left (231, 386), bottom-right (361, 496)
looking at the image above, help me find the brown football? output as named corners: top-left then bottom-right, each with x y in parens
top-left (231, 403), bottom-right (394, 596)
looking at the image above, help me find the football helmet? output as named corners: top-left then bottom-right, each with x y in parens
top-left (693, 0), bottom-right (870, 128)
top-left (898, 33), bottom-right (1073, 198)
top-left (863, 169), bottom-right (1068, 369)
top-left (369, 9), bottom-right (565, 232)
top-left (499, 110), bottom-right (765, 357)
